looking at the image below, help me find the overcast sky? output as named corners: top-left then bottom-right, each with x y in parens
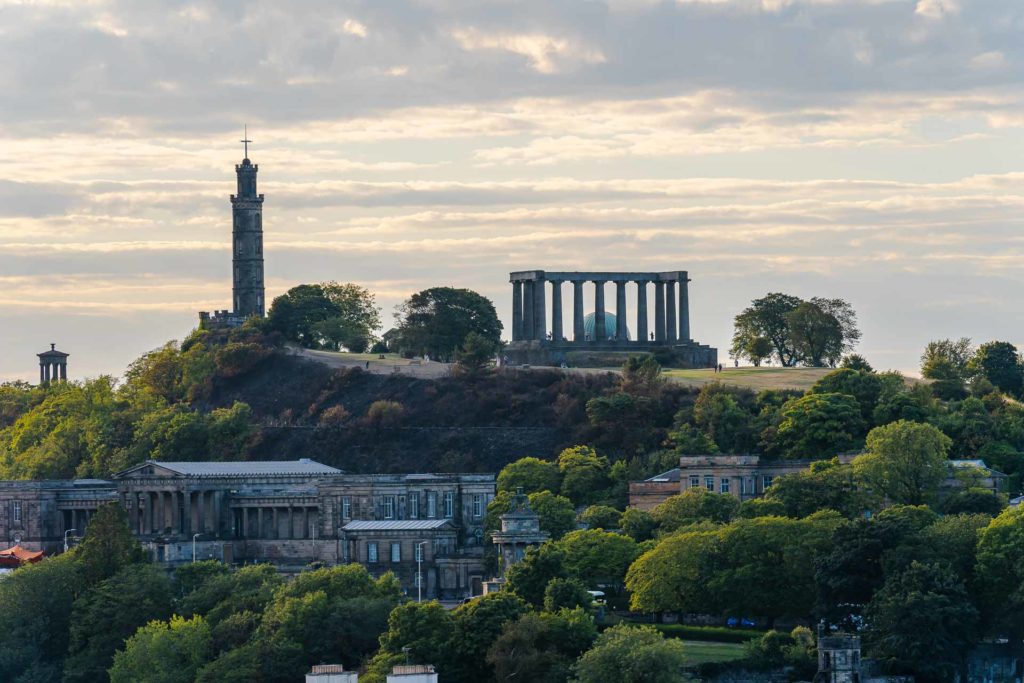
top-left (1, 0), bottom-right (1022, 381)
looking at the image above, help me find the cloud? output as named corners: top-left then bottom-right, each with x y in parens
top-left (451, 27), bottom-right (606, 74)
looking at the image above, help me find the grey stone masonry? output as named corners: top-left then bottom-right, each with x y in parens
top-left (230, 155), bottom-right (265, 318)
top-left (506, 269), bottom-right (716, 368)
top-left (37, 343), bottom-right (69, 385)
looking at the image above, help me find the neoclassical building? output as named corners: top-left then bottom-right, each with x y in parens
top-left (0, 459), bottom-right (495, 600)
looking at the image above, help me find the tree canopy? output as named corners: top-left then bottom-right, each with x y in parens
top-left (393, 287), bottom-right (502, 361)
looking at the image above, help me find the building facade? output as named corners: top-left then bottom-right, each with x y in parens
top-left (0, 459), bottom-right (495, 600)
top-left (630, 454), bottom-right (1008, 510)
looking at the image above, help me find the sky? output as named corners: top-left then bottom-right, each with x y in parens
top-left (1, 0), bottom-right (1022, 381)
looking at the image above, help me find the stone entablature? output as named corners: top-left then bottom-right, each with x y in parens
top-left (0, 460), bottom-right (495, 600)
top-left (506, 269), bottom-right (716, 368)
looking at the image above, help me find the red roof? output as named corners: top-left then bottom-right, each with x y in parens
top-left (0, 545), bottom-right (44, 567)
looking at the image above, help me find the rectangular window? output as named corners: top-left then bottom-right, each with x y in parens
top-left (689, 475), bottom-right (700, 489)
top-left (427, 492), bottom-right (437, 519)
top-left (444, 491), bottom-right (454, 518)
top-left (704, 475), bottom-right (714, 491)
top-left (472, 494), bottom-right (483, 518)
top-left (384, 496), bottom-right (395, 520)
top-left (410, 493), bottom-right (419, 519)
top-left (367, 542), bottom-right (378, 564)
top-left (12, 501), bottom-right (21, 523)
top-left (763, 475), bottom-right (774, 491)
top-left (720, 478), bottom-right (730, 494)
top-left (341, 496), bottom-right (351, 520)
top-left (415, 544), bottom-right (424, 562)
top-left (391, 542), bottom-right (401, 563)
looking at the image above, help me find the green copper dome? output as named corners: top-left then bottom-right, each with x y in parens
top-left (583, 312), bottom-right (630, 341)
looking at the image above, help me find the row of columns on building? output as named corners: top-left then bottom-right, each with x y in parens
top-left (236, 505), bottom-right (319, 540)
top-left (39, 361), bottom-right (67, 384)
top-left (63, 508), bottom-right (93, 535)
top-left (510, 277), bottom-right (691, 343)
top-left (129, 490), bottom-right (224, 537)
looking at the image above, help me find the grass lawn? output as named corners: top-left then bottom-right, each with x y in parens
top-left (679, 640), bottom-right (748, 666)
top-left (663, 366), bottom-right (834, 391)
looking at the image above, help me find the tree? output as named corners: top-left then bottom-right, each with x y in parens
top-left (454, 331), bottom-right (499, 378)
top-left (771, 393), bottom-right (865, 459)
top-left (446, 592), bottom-right (529, 683)
top-left (496, 457), bottom-right (561, 495)
top-left (557, 529), bottom-right (639, 588)
top-left (863, 562), bottom-right (978, 683)
top-left (974, 506), bottom-right (1024, 639)
top-left (579, 505), bottom-right (621, 530)
top-left (572, 624), bottom-right (691, 683)
top-left (544, 578), bottom-right (594, 612)
top-left (529, 491), bottom-right (578, 540)
top-left (809, 368), bottom-right (884, 423)
top-left (691, 383), bottom-right (757, 453)
top-left (0, 553), bottom-right (79, 682)
top-left (486, 609), bottom-right (596, 683)
top-left (64, 564), bottom-right (174, 683)
top-left (841, 354), bottom-right (873, 372)
top-left (267, 282), bottom-right (380, 350)
top-left (506, 545), bottom-right (568, 607)
top-left (365, 601), bottom-right (454, 682)
top-left (738, 336), bottom-right (773, 367)
top-left (969, 341), bottom-right (1023, 396)
top-left (650, 488), bottom-right (739, 532)
top-left (109, 615), bottom-right (213, 683)
top-left (853, 420), bottom-right (950, 506)
top-left (394, 287), bottom-right (502, 361)
top-left (76, 503), bottom-right (146, 586)
top-left (787, 298), bottom-right (860, 367)
top-left (557, 446), bottom-right (612, 507)
top-left (178, 563), bottom-right (282, 627)
top-left (731, 293), bottom-right (804, 367)
top-left (620, 356), bottom-right (664, 396)
top-left (627, 529), bottom-right (719, 615)
top-left (921, 338), bottom-right (974, 399)
top-left (763, 459), bottom-right (869, 518)
top-left (620, 508), bottom-right (657, 542)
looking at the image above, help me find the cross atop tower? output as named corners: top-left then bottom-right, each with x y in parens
top-left (240, 125), bottom-right (252, 159)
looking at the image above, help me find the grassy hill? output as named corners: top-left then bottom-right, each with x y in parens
top-left (663, 366), bottom-right (834, 391)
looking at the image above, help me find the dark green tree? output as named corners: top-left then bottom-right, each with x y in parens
top-left (76, 503), bottom-right (146, 586)
top-left (853, 420), bottom-right (950, 506)
top-left (267, 282), bottom-right (380, 350)
top-left (506, 545), bottom-right (568, 607)
top-left (579, 504), bottom-right (621, 530)
top-left (863, 561), bottom-right (978, 683)
top-left (786, 298), bottom-right (860, 367)
top-left (543, 578), bottom-right (593, 612)
top-left (572, 624), bottom-right (691, 683)
top-left (969, 341), bottom-right (1023, 396)
top-left (63, 564), bottom-right (174, 683)
top-left (446, 592), bottom-right (528, 683)
top-left (771, 393), bottom-right (865, 459)
top-left (453, 331), bottom-right (499, 378)
top-left (108, 615), bottom-right (213, 683)
top-left (486, 609), bottom-right (596, 683)
top-left (496, 457), bottom-right (561, 495)
top-left (394, 287), bottom-right (502, 361)
top-left (651, 488), bottom-right (739, 532)
top-left (731, 293), bottom-right (803, 367)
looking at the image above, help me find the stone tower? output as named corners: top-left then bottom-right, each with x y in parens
top-left (230, 136), bottom-right (265, 318)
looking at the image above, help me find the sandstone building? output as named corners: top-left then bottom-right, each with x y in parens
top-left (0, 459), bottom-right (495, 600)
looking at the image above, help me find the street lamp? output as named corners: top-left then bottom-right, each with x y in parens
top-left (193, 533), bottom-right (202, 563)
top-left (416, 541), bottom-right (428, 603)
top-left (64, 528), bottom-right (76, 553)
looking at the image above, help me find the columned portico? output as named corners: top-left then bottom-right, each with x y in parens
top-left (506, 269), bottom-right (716, 368)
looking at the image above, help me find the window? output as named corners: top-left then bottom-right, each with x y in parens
top-left (704, 475), bottom-right (714, 491)
top-left (367, 542), bottom-right (378, 563)
top-left (720, 478), bottom-right (730, 494)
top-left (410, 493), bottom-right (419, 519)
top-left (415, 544), bottom-right (424, 562)
top-left (341, 496), bottom-right (351, 520)
top-left (384, 496), bottom-right (395, 520)
top-left (391, 542), bottom-right (401, 563)
top-left (689, 475), bottom-right (699, 489)
top-left (763, 475), bottom-right (774, 491)
top-left (12, 501), bottom-right (21, 523)
top-left (472, 494), bottom-right (483, 518)
top-left (443, 491), bottom-right (454, 518)
top-left (427, 492), bottom-right (437, 519)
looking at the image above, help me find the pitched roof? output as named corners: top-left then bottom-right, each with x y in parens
top-left (645, 467), bottom-right (681, 482)
top-left (341, 519), bottom-right (452, 531)
top-left (117, 459), bottom-right (341, 478)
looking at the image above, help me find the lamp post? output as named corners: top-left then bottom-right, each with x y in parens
top-left (193, 533), bottom-right (202, 563)
top-left (64, 528), bottom-right (76, 553)
top-left (416, 541), bottom-right (428, 603)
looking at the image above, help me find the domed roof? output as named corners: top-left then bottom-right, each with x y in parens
top-left (583, 312), bottom-right (630, 341)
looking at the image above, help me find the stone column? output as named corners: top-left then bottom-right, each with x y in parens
top-left (170, 490), bottom-right (179, 533)
top-left (43, 364), bottom-right (51, 383)
top-left (654, 282), bottom-right (666, 342)
top-left (572, 281), bottom-right (585, 341)
top-left (678, 273), bottom-right (691, 341)
top-left (636, 281), bottom-right (648, 342)
top-left (60, 363), bottom-right (67, 381)
top-left (183, 490), bottom-right (192, 535)
top-left (593, 281), bottom-right (606, 341)
top-left (522, 281), bottom-right (535, 341)
top-left (302, 508), bottom-right (309, 539)
top-left (666, 280), bottom-right (677, 342)
top-left (615, 281), bottom-right (627, 341)
top-left (511, 281), bottom-right (523, 342)
top-left (550, 280), bottom-right (563, 342)
top-left (197, 490), bottom-right (206, 533)
top-left (257, 507), bottom-right (264, 539)
top-left (533, 277), bottom-right (547, 340)
top-left (242, 507), bottom-right (249, 539)
top-left (286, 507), bottom-right (294, 539)
top-left (272, 508), bottom-right (279, 539)
top-left (212, 492), bottom-right (221, 538)
top-left (39, 364), bottom-right (44, 385)
top-left (129, 492), bottom-right (139, 533)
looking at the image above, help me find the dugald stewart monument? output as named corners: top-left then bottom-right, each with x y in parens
top-left (1, 3), bottom-right (1023, 683)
